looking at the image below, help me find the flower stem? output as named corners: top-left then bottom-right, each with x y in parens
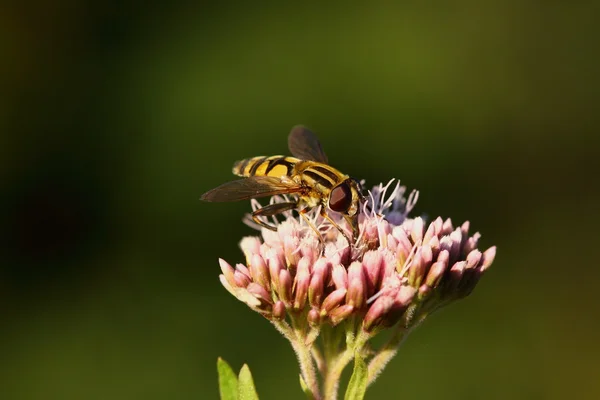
top-left (292, 337), bottom-right (322, 400)
top-left (273, 319), bottom-right (322, 399)
top-left (323, 328), bottom-right (371, 400)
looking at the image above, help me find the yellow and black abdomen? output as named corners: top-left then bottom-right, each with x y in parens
top-left (232, 156), bottom-right (301, 178)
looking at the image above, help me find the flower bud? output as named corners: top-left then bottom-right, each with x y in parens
top-left (449, 229), bottom-right (463, 262)
top-left (396, 285), bottom-right (416, 306)
top-left (332, 264), bottom-right (348, 290)
top-left (480, 246), bottom-right (497, 272)
top-left (273, 301), bottom-right (286, 320)
top-left (267, 252), bottom-right (284, 289)
top-left (247, 282), bottom-right (273, 308)
top-left (447, 261), bottom-right (466, 293)
top-left (428, 235), bottom-right (440, 259)
top-left (421, 244), bottom-right (433, 266)
top-left (418, 284), bottom-right (431, 299)
top-left (377, 219), bottom-right (393, 245)
top-left (408, 248), bottom-right (425, 287)
top-left (441, 218), bottom-right (454, 235)
top-left (235, 263), bottom-right (251, 278)
top-left (312, 258), bottom-right (331, 282)
top-left (293, 258), bottom-right (311, 310)
top-left (425, 261), bottom-right (448, 288)
top-left (440, 236), bottom-right (458, 265)
top-left (219, 258), bottom-right (236, 287)
top-left (278, 269), bottom-right (293, 307)
top-left (411, 217), bottom-right (425, 244)
top-left (363, 250), bottom-right (383, 296)
top-left (330, 304), bottom-right (354, 325)
top-left (462, 232), bottom-right (481, 255)
top-left (347, 262), bottom-right (367, 309)
top-left (308, 272), bottom-right (325, 308)
top-left (392, 226), bottom-right (413, 265)
top-left (321, 288), bottom-right (347, 316)
top-left (423, 220), bottom-right (437, 244)
top-left (234, 270), bottom-right (251, 288)
top-left (432, 217), bottom-right (444, 235)
top-left (266, 245), bottom-right (286, 269)
top-left (308, 308), bottom-right (321, 327)
top-left (363, 295), bottom-right (394, 332)
top-left (437, 249), bottom-right (450, 265)
top-left (381, 286), bottom-right (416, 328)
top-left (465, 249), bottom-right (482, 270)
top-left (460, 220), bottom-right (470, 237)
top-left (250, 254), bottom-right (270, 291)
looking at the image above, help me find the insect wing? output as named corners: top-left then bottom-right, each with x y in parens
top-left (200, 176), bottom-right (303, 202)
top-left (288, 125), bottom-right (329, 164)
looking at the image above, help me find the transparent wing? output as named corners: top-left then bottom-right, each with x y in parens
top-left (200, 176), bottom-right (304, 202)
top-left (287, 125), bottom-right (329, 163)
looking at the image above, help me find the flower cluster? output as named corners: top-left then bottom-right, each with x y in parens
top-left (219, 180), bottom-right (495, 332)
top-left (217, 179), bottom-right (496, 400)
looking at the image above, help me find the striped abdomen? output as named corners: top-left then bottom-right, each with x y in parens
top-left (233, 156), bottom-right (300, 178)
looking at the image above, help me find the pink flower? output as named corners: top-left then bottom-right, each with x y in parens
top-left (219, 179), bottom-right (496, 331)
top-left (216, 179), bottom-right (496, 400)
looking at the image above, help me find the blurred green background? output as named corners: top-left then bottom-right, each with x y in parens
top-left (1, 2), bottom-right (598, 399)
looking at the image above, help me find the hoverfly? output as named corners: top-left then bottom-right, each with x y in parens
top-left (200, 125), bottom-right (364, 245)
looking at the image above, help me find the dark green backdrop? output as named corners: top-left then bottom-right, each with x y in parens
top-left (2, 2), bottom-right (598, 399)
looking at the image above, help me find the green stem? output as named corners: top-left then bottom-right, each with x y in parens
top-left (272, 320), bottom-right (296, 342)
top-left (274, 319), bottom-right (322, 400)
top-left (323, 328), bottom-right (371, 400)
top-left (292, 338), bottom-right (322, 400)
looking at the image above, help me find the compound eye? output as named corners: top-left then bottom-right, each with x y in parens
top-left (329, 182), bottom-right (352, 213)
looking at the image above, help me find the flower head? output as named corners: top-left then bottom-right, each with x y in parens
top-left (216, 178), bottom-right (496, 400)
top-left (218, 179), bottom-right (496, 331)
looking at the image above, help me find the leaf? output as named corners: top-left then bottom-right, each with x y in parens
top-left (217, 358), bottom-right (238, 400)
top-left (299, 374), bottom-right (315, 400)
top-left (344, 353), bottom-right (368, 400)
top-left (238, 364), bottom-right (260, 400)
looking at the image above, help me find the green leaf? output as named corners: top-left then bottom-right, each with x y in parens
top-left (299, 374), bottom-right (315, 400)
top-left (238, 364), bottom-right (260, 400)
top-left (344, 353), bottom-right (368, 400)
top-left (217, 358), bottom-right (238, 400)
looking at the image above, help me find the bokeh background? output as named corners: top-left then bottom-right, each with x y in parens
top-left (2, 2), bottom-right (599, 399)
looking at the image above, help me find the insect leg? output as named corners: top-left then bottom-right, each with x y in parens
top-left (299, 207), bottom-right (324, 244)
top-left (320, 209), bottom-right (353, 247)
top-left (252, 201), bottom-right (298, 231)
top-left (344, 215), bottom-right (359, 241)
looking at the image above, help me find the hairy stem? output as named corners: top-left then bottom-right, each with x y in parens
top-left (272, 320), bottom-right (296, 343)
top-left (292, 338), bottom-right (322, 400)
top-left (323, 328), bottom-right (371, 400)
top-left (274, 319), bottom-right (321, 399)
